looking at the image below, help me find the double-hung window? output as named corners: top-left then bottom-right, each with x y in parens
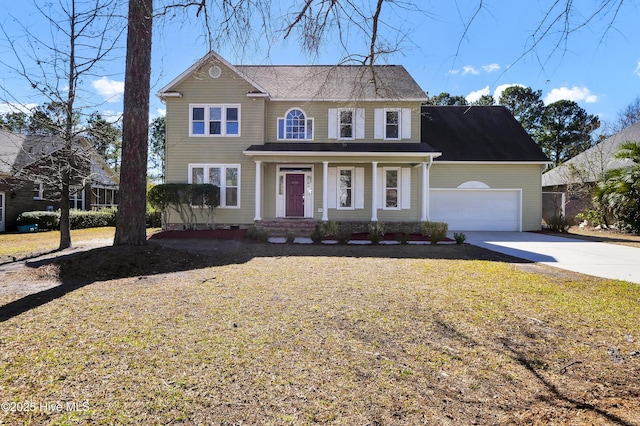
top-left (278, 108), bottom-right (314, 140)
top-left (337, 167), bottom-right (354, 209)
top-left (374, 108), bottom-right (411, 140)
top-left (190, 104), bottom-right (240, 137)
top-left (189, 164), bottom-right (240, 208)
top-left (384, 168), bottom-right (400, 209)
top-left (33, 182), bottom-right (44, 200)
top-left (339, 110), bottom-right (354, 139)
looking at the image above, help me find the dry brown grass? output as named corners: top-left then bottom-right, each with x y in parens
top-left (559, 226), bottom-right (640, 249)
top-left (0, 241), bottom-right (639, 425)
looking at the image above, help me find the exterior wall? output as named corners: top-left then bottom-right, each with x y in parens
top-left (164, 61), bottom-right (264, 225)
top-left (430, 163), bottom-right (545, 231)
top-left (0, 181), bottom-right (58, 231)
top-left (264, 101), bottom-right (422, 143)
top-left (259, 162), bottom-right (422, 222)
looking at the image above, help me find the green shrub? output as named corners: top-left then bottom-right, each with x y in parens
top-left (310, 225), bottom-right (323, 244)
top-left (69, 209), bottom-right (118, 229)
top-left (422, 221), bottom-right (448, 244)
top-left (16, 211), bottom-right (60, 230)
top-left (453, 232), bottom-right (466, 245)
top-left (575, 209), bottom-right (605, 227)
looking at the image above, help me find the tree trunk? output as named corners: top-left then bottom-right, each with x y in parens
top-left (59, 170), bottom-right (72, 249)
top-left (114, 0), bottom-right (153, 246)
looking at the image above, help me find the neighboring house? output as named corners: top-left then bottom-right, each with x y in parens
top-left (0, 129), bottom-right (119, 232)
top-left (541, 121), bottom-right (640, 222)
top-left (158, 51), bottom-right (548, 233)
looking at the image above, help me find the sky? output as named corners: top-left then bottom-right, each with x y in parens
top-left (1, 1), bottom-right (639, 131)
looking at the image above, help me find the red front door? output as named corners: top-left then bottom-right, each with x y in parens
top-left (286, 174), bottom-right (305, 217)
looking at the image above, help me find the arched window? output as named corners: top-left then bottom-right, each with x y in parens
top-left (278, 108), bottom-right (314, 140)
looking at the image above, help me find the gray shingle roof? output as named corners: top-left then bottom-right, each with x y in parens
top-left (421, 106), bottom-right (549, 162)
top-left (157, 50), bottom-right (427, 101)
top-left (0, 129), bottom-right (65, 175)
top-left (236, 65), bottom-right (428, 101)
top-left (542, 121), bottom-right (640, 187)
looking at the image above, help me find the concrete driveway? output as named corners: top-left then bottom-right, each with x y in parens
top-left (462, 231), bottom-right (640, 284)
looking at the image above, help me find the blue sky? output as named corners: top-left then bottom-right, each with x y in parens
top-left (1, 1), bottom-right (639, 130)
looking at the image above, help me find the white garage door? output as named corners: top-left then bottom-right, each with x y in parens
top-left (430, 189), bottom-right (521, 231)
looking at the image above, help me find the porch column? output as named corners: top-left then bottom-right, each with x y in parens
top-left (421, 161), bottom-right (429, 222)
top-left (254, 161), bottom-right (262, 221)
top-left (322, 161), bottom-right (329, 221)
top-left (371, 161), bottom-right (378, 221)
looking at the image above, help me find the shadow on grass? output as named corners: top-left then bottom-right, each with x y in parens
top-left (0, 239), bottom-right (530, 324)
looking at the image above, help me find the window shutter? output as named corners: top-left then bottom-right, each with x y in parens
top-left (277, 118), bottom-right (284, 139)
top-left (328, 167), bottom-right (337, 209)
top-left (401, 108), bottom-right (411, 139)
top-left (355, 167), bottom-right (365, 209)
top-left (374, 108), bottom-right (384, 139)
top-left (401, 167), bottom-right (411, 209)
top-left (328, 109), bottom-right (338, 139)
top-left (377, 168), bottom-right (383, 209)
top-left (355, 108), bottom-right (365, 139)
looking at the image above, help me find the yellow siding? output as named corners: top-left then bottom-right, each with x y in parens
top-left (430, 163), bottom-right (544, 231)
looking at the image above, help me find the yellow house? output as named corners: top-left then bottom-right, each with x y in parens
top-left (158, 51), bottom-right (548, 233)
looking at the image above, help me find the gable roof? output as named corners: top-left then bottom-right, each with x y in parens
top-left (158, 50), bottom-right (428, 102)
top-left (542, 121), bottom-right (640, 187)
top-left (0, 129), bottom-right (66, 175)
top-left (421, 105), bottom-right (549, 162)
top-left (0, 129), bottom-right (119, 185)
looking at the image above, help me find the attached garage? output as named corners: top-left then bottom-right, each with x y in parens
top-left (430, 187), bottom-right (522, 231)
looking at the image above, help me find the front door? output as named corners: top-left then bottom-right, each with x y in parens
top-left (0, 192), bottom-right (5, 232)
top-left (285, 174), bottom-right (305, 217)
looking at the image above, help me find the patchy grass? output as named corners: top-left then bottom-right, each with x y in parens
top-left (0, 228), bottom-right (160, 260)
top-left (0, 242), bottom-right (639, 424)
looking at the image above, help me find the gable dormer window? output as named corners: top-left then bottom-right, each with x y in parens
top-left (278, 108), bottom-right (314, 140)
top-left (190, 104), bottom-right (240, 137)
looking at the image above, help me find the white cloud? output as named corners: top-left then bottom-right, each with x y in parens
top-left (634, 61), bottom-right (640, 77)
top-left (462, 65), bottom-right (479, 76)
top-left (544, 86), bottom-right (598, 104)
top-left (447, 69), bottom-right (460, 76)
top-left (91, 76), bottom-right (124, 103)
top-left (493, 83), bottom-right (525, 103)
top-left (482, 63), bottom-right (500, 73)
top-left (0, 102), bottom-right (38, 115)
top-left (466, 86), bottom-right (490, 103)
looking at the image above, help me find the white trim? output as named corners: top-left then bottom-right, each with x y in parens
top-left (277, 108), bottom-right (314, 141)
top-left (337, 108), bottom-right (355, 141)
top-left (188, 163), bottom-right (241, 209)
top-left (430, 188), bottom-right (522, 231)
top-left (243, 150), bottom-right (441, 159)
top-left (33, 182), bottom-right (44, 200)
top-left (322, 162), bottom-right (329, 221)
top-left (189, 104), bottom-right (241, 137)
top-left (382, 167), bottom-right (401, 210)
top-left (371, 162), bottom-right (378, 221)
top-left (254, 161), bottom-right (262, 220)
top-left (401, 108), bottom-right (411, 139)
top-left (336, 167), bottom-right (355, 210)
top-left (157, 50), bottom-right (269, 97)
top-left (275, 164), bottom-right (314, 218)
top-left (355, 108), bottom-right (365, 139)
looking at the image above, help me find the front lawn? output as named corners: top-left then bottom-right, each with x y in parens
top-left (0, 242), bottom-right (638, 424)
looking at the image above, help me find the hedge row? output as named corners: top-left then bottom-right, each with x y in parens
top-left (16, 209), bottom-right (162, 230)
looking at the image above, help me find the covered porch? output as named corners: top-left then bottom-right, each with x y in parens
top-left (243, 143), bottom-right (441, 224)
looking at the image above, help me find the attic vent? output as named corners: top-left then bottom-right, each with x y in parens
top-left (208, 66), bottom-right (222, 79)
